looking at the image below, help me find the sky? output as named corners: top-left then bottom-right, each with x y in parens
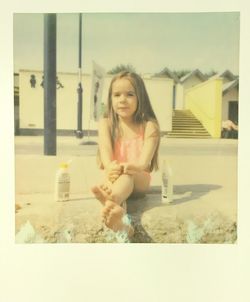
top-left (13, 12), bottom-right (240, 75)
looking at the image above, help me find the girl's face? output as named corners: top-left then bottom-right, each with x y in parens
top-left (111, 78), bottom-right (138, 121)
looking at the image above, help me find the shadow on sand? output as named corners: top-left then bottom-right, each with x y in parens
top-left (127, 183), bottom-right (222, 243)
top-left (171, 184), bottom-right (221, 205)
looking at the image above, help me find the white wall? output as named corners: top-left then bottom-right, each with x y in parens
top-left (20, 71), bottom-right (44, 129)
top-left (175, 83), bottom-right (184, 110)
top-left (144, 77), bottom-right (173, 131)
top-left (19, 70), bottom-right (173, 133)
top-left (182, 75), bottom-right (203, 90)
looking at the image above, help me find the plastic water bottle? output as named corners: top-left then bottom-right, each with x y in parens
top-left (55, 162), bottom-right (70, 202)
top-left (161, 159), bottom-right (173, 203)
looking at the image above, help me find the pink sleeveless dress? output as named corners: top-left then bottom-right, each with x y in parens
top-left (113, 131), bottom-right (144, 164)
top-left (113, 128), bottom-right (151, 181)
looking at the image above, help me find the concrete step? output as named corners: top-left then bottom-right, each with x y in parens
top-left (172, 126), bottom-right (205, 129)
top-left (167, 134), bottom-right (211, 138)
top-left (173, 119), bottom-right (202, 122)
top-left (173, 121), bottom-right (200, 124)
top-left (173, 122), bottom-right (202, 124)
top-left (169, 109), bottom-right (211, 138)
top-left (168, 131), bottom-right (210, 135)
top-left (173, 114), bottom-right (196, 117)
top-left (171, 129), bottom-right (209, 133)
top-left (173, 111), bottom-right (194, 115)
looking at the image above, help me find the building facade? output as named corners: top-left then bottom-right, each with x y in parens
top-left (16, 70), bottom-right (174, 135)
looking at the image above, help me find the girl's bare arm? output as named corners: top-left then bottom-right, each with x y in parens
top-left (98, 119), bottom-right (122, 182)
top-left (98, 118), bottom-right (113, 169)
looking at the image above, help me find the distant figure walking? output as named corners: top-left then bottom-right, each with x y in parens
top-left (221, 120), bottom-right (238, 139)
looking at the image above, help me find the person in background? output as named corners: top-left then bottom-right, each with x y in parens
top-left (221, 120), bottom-right (238, 139)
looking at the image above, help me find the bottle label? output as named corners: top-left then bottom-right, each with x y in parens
top-left (55, 171), bottom-right (70, 201)
top-left (162, 173), bottom-right (168, 195)
top-left (161, 172), bottom-right (172, 203)
top-left (56, 182), bottom-right (70, 201)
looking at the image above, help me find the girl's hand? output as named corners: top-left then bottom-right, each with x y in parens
top-left (122, 163), bottom-right (143, 175)
top-left (105, 160), bottom-right (122, 183)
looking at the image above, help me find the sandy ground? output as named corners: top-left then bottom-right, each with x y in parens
top-left (15, 137), bottom-right (237, 244)
top-left (15, 191), bottom-right (236, 244)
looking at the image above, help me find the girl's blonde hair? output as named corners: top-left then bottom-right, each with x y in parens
top-left (100, 71), bottom-right (160, 171)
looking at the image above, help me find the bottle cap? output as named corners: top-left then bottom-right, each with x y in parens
top-left (60, 162), bottom-right (68, 169)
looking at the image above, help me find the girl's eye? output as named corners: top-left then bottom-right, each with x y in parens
top-left (128, 93), bottom-right (134, 97)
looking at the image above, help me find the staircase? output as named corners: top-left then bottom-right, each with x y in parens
top-left (167, 110), bottom-right (211, 138)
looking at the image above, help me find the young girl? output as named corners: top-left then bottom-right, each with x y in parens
top-left (91, 71), bottom-right (160, 239)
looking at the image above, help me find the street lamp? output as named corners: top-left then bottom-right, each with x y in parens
top-left (75, 13), bottom-right (84, 139)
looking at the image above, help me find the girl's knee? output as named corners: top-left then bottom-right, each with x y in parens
top-left (133, 172), bottom-right (150, 191)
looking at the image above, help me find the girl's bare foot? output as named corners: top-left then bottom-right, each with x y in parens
top-left (92, 186), bottom-right (134, 240)
top-left (91, 184), bottom-right (112, 205)
top-left (102, 200), bottom-right (124, 230)
top-left (102, 200), bottom-right (134, 238)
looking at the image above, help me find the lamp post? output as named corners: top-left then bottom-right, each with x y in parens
top-left (75, 13), bottom-right (84, 139)
top-left (44, 13), bottom-right (57, 155)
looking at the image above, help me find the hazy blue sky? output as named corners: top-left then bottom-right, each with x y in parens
top-left (13, 12), bottom-right (240, 75)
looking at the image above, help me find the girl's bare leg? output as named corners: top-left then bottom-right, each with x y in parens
top-left (92, 172), bottom-right (150, 236)
top-left (91, 174), bottom-right (133, 234)
top-left (133, 171), bottom-right (151, 193)
top-left (91, 173), bottom-right (134, 206)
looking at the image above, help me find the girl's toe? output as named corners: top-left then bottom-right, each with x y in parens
top-left (102, 207), bottom-right (109, 217)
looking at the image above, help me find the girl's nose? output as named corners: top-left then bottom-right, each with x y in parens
top-left (120, 95), bottom-right (126, 102)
